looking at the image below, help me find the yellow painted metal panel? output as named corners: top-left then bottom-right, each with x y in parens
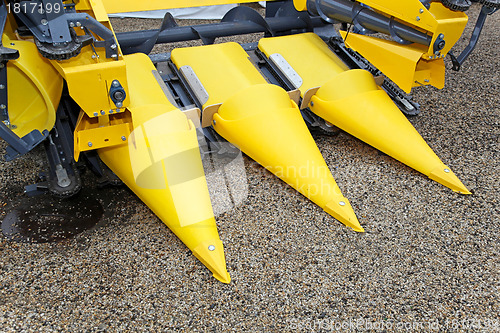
top-left (102, 0), bottom-right (275, 14)
top-left (258, 33), bottom-right (349, 95)
top-left (171, 42), bottom-right (267, 108)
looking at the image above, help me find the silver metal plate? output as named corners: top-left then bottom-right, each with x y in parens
top-left (269, 53), bottom-right (303, 89)
top-left (179, 65), bottom-right (209, 105)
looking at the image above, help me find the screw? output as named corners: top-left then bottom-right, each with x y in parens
top-left (115, 108), bottom-right (120, 113)
top-left (121, 136), bottom-right (126, 141)
top-left (110, 44), bottom-right (117, 50)
top-left (0, 104), bottom-right (5, 109)
top-left (109, 109), bottom-right (114, 114)
top-left (0, 85), bottom-right (5, 89)
top-left (439, 33), bottom-right (444, 39)
top-left (208, 245), bottom-right (215, 251)
top-left (339, 201), bottom-right (346, 206)
top-left (69, 22), bottom-right (75, 28)
top-left (76, 22), bottom-right (81, 27)
top-left (419, 8), bottom-right (424, 13)
top-left (91, 54), bottom-right (96, 59)
top-left (444, 168), bottom-right (450, 173)
top-left (111, 80), bottom-right (120, 88)
top-left (416, 16), bottom-right (420, 21)
top-left (116, 101), bottom-right (123, 108)
top-left (41, 19), bottom-right (48, 26)
top-left (100, 110), bottom-right (105, 115)
top-left (88, 142), bottom-right (93, 147)
top-left (93, 112), bottom-right (98, 117)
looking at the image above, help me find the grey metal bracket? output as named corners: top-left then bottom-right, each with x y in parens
top-left (1, 121), bottom-right (49, 161)
top-left (450, 5), bottom-right (497, 71)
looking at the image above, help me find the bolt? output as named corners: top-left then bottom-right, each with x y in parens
top-left (439, 33), bottom-right (444, 39)
top-left (213, 120), bottom-right (216, 125)
top-left (76, 22), bottom-right (81, 27)
top-left (121, 136), bottom-right (126, 141)
top-left (88, 142), bottom-right (93, 147)
top-left (93, 112), bottom-right (98, 117)
top-left (416, 16), bottom-right (420, 21)
top-left (111, 80), bottom-right (120, 88)
top-left (444, 168), bottom-right (450, 173)
top-left (41, 19), bottom-right (48, 26)
top-left (115, 108), bottom-right (120, 113)
top-left (109, 109), bottom-right (114, 114)
top-left (419, 8), bottom-right (424, 13)
top-left (0, 104), bottom-right (5, 109)
top-left (100, 110), bottom-right (106, 115)
top-left (208, 245), bottom-right (215, 251)
top-left (69, 22), bottom-right (75, 28)
top-left (113, 91), bottom-right (124, 101)
top-left (116, 101), bottom-right (123, 108)
top-left (424, 79), bottom-right (430, 83)
top-left (0, 64), bottom-right (4, 69)
top-left (91, 54), bottom-right (96, 59)
top-left (110, 44), bottom-right (117, 50)
top-left (339, 201), bottom-right (346, 206)
top-left (0, 85), bottom-right (5, 89)
top-left (111, 54), bottom-right (118, 59)
top-left (310, 101), bottom-right (314, 107)
top-left (10, 43), bottom-right (14, 46)
top-left (435, 51), bottom-right (440, 55)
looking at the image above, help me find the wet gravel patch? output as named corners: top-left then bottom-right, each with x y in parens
top-left (0, 4), bottom-right (498, 332)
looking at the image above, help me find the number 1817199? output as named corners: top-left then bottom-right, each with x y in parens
top-left (6, 2), bottom-right (62, 15)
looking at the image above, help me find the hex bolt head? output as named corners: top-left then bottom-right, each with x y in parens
top-left (339, 201), bottom-right (346, 206)
top-left (93, 112), bottom-right (98, 117)
top-left (0, 84), bottom-right (5, 89)
top-left (111, 80), bottom-right (120, 88)
top-left (121, 136), bottom-right (126, 141)
top-left (213, 120), bottom-right (216, 126)
top-left (416, 16), bottom-right (420, 21)
top-left (419, 8), bottom-right (424, 13)
top-left (0, 104), bottom-right (6, 109)
top-left (115, 108), bottom-right (121, 113)
top-left (100, 110), bottom-right (106, 115)
top-left (113, 91), bottom-right (125, 101)
top-left (76, 22), bottom-right (81, 27)
top-left (110, 44), bottom-right (117, 50)
top-left (69, 22), bottom-right (75, 28)
top-left (444, 168), bottom-right (450, 173)
top-left (41, 19), bottom-right (48, 26)
top-left (88, 142), bottom-right (93, 147)
top-left (115, 101), bottom-right (123, 108)
top-left (208, 245), bottom-right (215, 251)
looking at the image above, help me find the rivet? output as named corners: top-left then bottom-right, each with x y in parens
top-left (88, 142), bottom-right (93, 147)
top-left (121, 136), bottom-right (126, 141)
top-left (339, 201), bottom-right (346, 206)
top-left (444, 168), bottom-right (450, 173)
top-left (416, 16), bottom-right (420, 21)
top-left (208, 245), bottom-right (215, 251)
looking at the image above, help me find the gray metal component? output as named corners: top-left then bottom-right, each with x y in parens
top-left (117, 14), bottom-right (327, 53)
top-left (1, 123), bottom-right (48, 161)
top-left (450, 5), bottom-right (497, 70)
top-left (306, 0), bottom-right (433, 46)
top-left (179, 66), bottom-right (209, 106)
top-left (152, 70), bottom-right (179, 108)
top-left (269, 53), bottom-right (303, 89)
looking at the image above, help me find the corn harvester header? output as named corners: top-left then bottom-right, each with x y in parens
top-left (0, 0), bottom-right (497, 282)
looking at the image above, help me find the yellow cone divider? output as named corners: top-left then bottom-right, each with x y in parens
top-left (213, 84), bottom-right (364, 232)
top-left (309, 69), bottom-right (470, 194)
top-left (97, 54), bottom-right (230, 283)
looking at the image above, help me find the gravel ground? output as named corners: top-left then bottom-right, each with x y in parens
top-left (0, 4), bottom-right (498, 332)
